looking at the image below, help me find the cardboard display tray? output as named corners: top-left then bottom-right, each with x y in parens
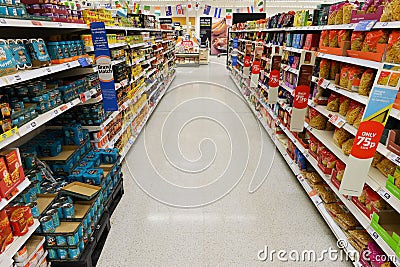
top-left (61, 182), bottom-right (100, 200)
top-left (36, 194), bottom-right (57, 216)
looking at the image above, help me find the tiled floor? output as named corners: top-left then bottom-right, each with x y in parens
top-left (97, 57), bottom-right (350, 266)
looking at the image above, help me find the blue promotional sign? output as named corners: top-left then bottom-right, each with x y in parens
top-left (90, 22), bottom-right (118, 111)
top-left (232, 56), bottom-right (237, 67)
top-left (354, 20), bottom-right (377, 31)
top-left (233, 38), bottom-right (238, 49)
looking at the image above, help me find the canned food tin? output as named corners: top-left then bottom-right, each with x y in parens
top-left (57, 248), bottom-right (68, 259)
top-left (62, 203), bottom-right (74, 218)
top-left (77, 225), bottom-right (83, 238)
top-left (13, 245), bottom-right (27, 263)
top-left (26, 202), bottom-right (39, 217)
top-left (51, 202), bottom-right (63, 219)
top-left (39, 216), bottom-right (54, 233)
top-left (29, 253), bottom-right (38, 266)
top-left (46, 209), bottom-right (60, 228)
top-left (36, 244), bottom-right (44, 258)
top-left (48, 249), bottom-right (57, 259)
top-left (58, 196), bottom-right (69, 204)
top-left (67, 232), bottom-right (79, 246)
top-left (68, 247), bottom-right (80, 259)
top-left (31, 180), bottom-right (40, 194)
top-left (45, 235), bottom-right (56, 246)
top-left (56, 235), bottom-right (67, 246)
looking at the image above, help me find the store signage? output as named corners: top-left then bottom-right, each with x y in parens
top-left (90, 22), bottom-right (118, 111)
top-left (199, 17), bottom-right (212, 47)
top-left (354, 20), bottom-right (377, 31)
top-left (232, 56), bottom-right (238, 67)
top-left (233, 38), bottom-right (238, 49)
top-left (290, 85), bottom-right (310, 132)
top-left (340, 64), bottom-right (400, 196)
top-left (243, 56), bottom-right (251, 67)
top-left (251, 61), bottom-right (261, 87)
top-left (159, 18), bottom-right (173, 25)
top-left (268, 70), bottom-right (280, 104)
top-left (242, 55), bottom-right (251, 76)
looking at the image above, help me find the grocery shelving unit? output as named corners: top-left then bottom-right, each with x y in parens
top-left (0, 14), bottom-right (176, 267)
top-left (228, 14), bottom-right (400, 266)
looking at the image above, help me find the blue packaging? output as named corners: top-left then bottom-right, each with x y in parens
top-left (77, 224), bottom-right (83, 238)
top-left (40, 215), bottom-right (55, 233)
top-left (101, 148), bottom-right (118, 164)
top-left (67, 232), bottom-right (79, 246)
top-left (48, 249), bottom-right (58, 259)
top-left (69, 247), bottom-right (80, 259)
top-left (51, 202), bottom-right (63, 219)
top-left (83, 168), bottom-right (104, 185)
top-left (57, 248), bottom-right (68, 259)
top-left (56, 235), bottom-right (67, 246)
top-left (85, 153), bottom-right (101, 167)
top-left (39, 140), bottom-right (62, 157)
top-left (68, 169), bottom-right (84, 183)
top-left (62, 203), bottom-right (74, 218)
top-left (78, 160), bottom-right (94, 170)
top-left (46, 209), bottom-right (60, 228)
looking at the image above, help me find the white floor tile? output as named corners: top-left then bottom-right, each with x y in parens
top-left (97, 56), bottom-right (351, 267)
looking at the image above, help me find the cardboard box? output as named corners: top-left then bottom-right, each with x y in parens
top-left (0, 157), bottom-right (18, 199)
top-left (0, 209), bottom-right (13, 253)
top-left (347, 44), bottom-right (386, 62)
top-left (0, 149), bottom-right (25, 185)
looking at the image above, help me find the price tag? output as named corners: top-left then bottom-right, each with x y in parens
top-left (318, 78), bottom-right (330, 88)
top-left (0, 18), bottom-right (6, 24)
top-left (66, 62), bottom-right (71, 68)
top-left (57, 22), bottom-right (63, 27)
top-left (381, 22), bottom-right (389, 27)
top-left (78, 57), bottom-right (90, 67)
top-left (367, 227), bottom-right (379, 240)
top-left (80, 93), bottom-right (86, 102)
top-left (31, 21), bottom-right (42, 26)
top-left (60, 104), bottom-right (69, 111)
top-left (329, 114), bottom-right (345, 128)
top-left (311, 195), bottom-right (323, 206)
top-left (354, 20), bottom-right (377, 31)
top-left (388, 152), bottom-right (400, 166)
top-left (377, 188), bottom-right (392, 201)
top-left (43, 67), bottom-right (51, 73)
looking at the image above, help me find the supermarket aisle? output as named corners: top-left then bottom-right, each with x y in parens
top-left (97, 57), bottom-right (347, 266)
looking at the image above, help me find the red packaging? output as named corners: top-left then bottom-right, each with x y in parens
top-left (331, 160), bottom-right (346, 189)
top-left (304, 33), bottom-right (320, 50)
top-left (0, 209), bottom-right (13, 253)
top-left (318, 148), bottom-right (337, 174)
top-left (6, 206), bottom-right (33, 236)
top-left (0, 149), bottom-right (25, 185)
top-left (0, 157), bottom-right (15, 199)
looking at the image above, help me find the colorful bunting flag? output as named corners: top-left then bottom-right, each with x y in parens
top-left (213, 7), bottom-right (221, 18)
top-left (257, 0), bottom-right (264, 12)
top-left (203, 4), bottom-right (211, 15)
top-left (165, 6), bottom-right (172, 16)
top-left (226, 8), bottom-right (232, 26)
top-left (154, 6), bottom-right (161, 16)
top-left (176, 4), bottom-right (184, 15)
top-left (143, 5), bottom-right (150, 15)
top-left (133, 2), bottom-right (140, 14)
top-left (195, 1), bottom-right (200, 11)
top-left (247, 6), bottom-right (254, 13)
top-left (187, 2), bottom-right (193, 11)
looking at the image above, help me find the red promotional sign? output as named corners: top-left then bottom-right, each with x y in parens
top-left (293, 85), bottom-right (310, 109)
top-left (351, 121), bottom-right (384, 159)
top-left (268, 70), bottom-right (280, 87)
top-left (252, 61), bottom-right (261, 75)
top-left (244, 56), bottom-right (251, 67)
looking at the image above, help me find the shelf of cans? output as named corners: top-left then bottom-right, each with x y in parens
top-left (228, 8), bottom-right (400, 265)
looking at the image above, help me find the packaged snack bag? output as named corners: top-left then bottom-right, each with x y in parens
top-left (351, 32), bottom-right (366, 51)
top-left (319, 59), bottom-right (330, 79)
top-left (329, 30), bottom-right (339, 47)
top-left (327, 92), bottom-right (340, 112)
top-left (309, 108), bottom-right (327, 130)
top-left (358, 70), bottom-right (375, 96)
top-left (346, 100), bottom-right (362, 125)
top-left (339, 95), bottom-right (351, 116)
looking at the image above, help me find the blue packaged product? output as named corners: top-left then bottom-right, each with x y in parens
top-left (57, 248), bottom-right (68, 259)
top-left (69, 247), bottom-right (80, 259)
top-left (85, 153), bottom-right (101, 167)
top-left (83, 168), bottom-right (104, 185)
top-left (79, 240), bottom-right (84, 251)
top-left (0, 39), bottom-right (17, 75)
top-left (101, 148), bottom-right (118, 164)
top-left (67, 232), bottom-right (79, 246)
top-left (0, 5), bottom-right (7, 15)
top-left (7, 6), bottom-right (16, 16)
top-left (47, 41), bottom-right (64, 60)
top-left (8, 39), bottom-right (32, 69)
top-left (45, 235), bottom-right (56, 246)
top-left (77, 224), bottom-right (83, 238)
top-left (26, 38), bottom-right (51, 66)
top-left (46, 209), bottom-right (60, 228)
top-left (48, 249), bottom-right (58, 259)
top-left (51, 202), bottom-right (64, 219)
top-left (59, 41), bottom-right (70, 58)
top-left (39, 140), bottom-right (62, 157)
top-left (68, 169), bottom-right (84, 183)
top-left (62, 203), bottom-right (74, 218)
top-left (78, 160), bottom-right (94, 170)
top-left (56, 235), bottom-right (67, 246)
top-left (27, 202), bottom-right (39, 217)
top-left (82, 216), bottom-right (88, 230)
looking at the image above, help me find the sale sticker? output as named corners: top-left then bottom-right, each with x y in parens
top-left (252, 61), bottom-right (261, 75)
top-left (268, 70), bottom-right (280, 88)
top-left (328, 114), bottom-right (345, 128)
top-left (244, 56), bottom-right (251, 67)
top-left (290, 85), bottom-right (310, 132)
top-left (351, 121), bottom-right (384, 159)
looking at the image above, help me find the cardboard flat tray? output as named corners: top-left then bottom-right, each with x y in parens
top-left (37, 194), bottom-right (57, 216)
top-left (61, 182), bottom-right (100, 200)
